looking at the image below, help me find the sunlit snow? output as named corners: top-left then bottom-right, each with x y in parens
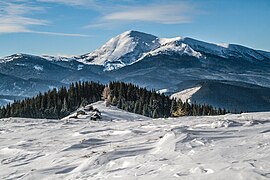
top-left (1, 101), bottom-right (270, 179)
top-left (171, 86), bottom-right (202, 103)
top-left (34, 65), bottom-right (43, 71)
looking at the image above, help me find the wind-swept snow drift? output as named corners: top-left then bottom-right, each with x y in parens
top-left (1, 102), bottom-right (270, 179)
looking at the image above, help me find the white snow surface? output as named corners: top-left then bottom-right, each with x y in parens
top-left (141, 40), bottom-right (203, 59)
top-left (156, 88), bottom-right (170, 94)
top-left (77, 65), bottom-right (84, 71)
top-left (159, 37), bottom-right (182, 45)
top-left (84, 31), bottom-right (140, 65)
top-left (42, 55), bottom-right (75, 62)
top-left (0, 54), bottom-right (24, 63)
top-left (1, 101), bottom-right (270, 179)
top-left (34, 65), bottom-right (43, 71)
top-left (171, 86), bottom-right (201, 103)
top-left (182, 38), bottom-right (268, 61)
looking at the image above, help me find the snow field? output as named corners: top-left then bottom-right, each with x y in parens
top-left (170, 86), bottom-right (201, 103)
top-left (0, 102), bottom-right (270, 179)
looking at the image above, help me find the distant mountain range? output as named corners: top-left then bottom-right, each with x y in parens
top-left (1, 30), bottom-right (270, 112)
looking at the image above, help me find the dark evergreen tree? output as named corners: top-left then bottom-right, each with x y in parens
top-left (0, 81), bottom-right (228, 119)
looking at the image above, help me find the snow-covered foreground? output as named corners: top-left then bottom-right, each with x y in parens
top-left (1, 102), bottom-right (270, 180)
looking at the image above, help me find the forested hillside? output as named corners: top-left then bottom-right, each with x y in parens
top-left (0, 82), bottom-right (105, 119)
top-left (0, 81), bottom-right (227, 119)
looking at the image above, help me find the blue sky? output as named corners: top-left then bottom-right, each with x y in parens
top-left (0, 0), bottom-right (270, 57)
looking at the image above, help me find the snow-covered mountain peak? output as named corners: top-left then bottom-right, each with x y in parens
top-left (1, 30), bottom-right (269, 71)
top-left (79, 30), bottom-right (160, 70)
top-left (142, 38), bottom-right (203, 59)
top-left (122, 30), bottom-right (158, 40)
top-left (181, 37), bottom-right (228, 57)
top-left (0, 53), bottom-right (37, 63)
top-left (79, 31), bottom-right (208, 70)
top-left (182, 37), bottom-right (268, 60)
top-left (42, 55), bottom-right (75, 62)
top-left (138, 36), bottom-right (202, 59)
top-left (217, 43), bottom-right (229, 48)
top-left (159, 36), bottom-right (183, 45)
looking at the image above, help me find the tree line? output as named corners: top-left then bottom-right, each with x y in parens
top-left (104, 82), bottom-right (227, 118)
top-left (0, 81), bottom-right (228, 119)
top-left (0, 81), bottom-right (104, 119)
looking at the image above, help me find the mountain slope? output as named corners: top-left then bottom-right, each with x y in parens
top-left (0, 30), bottom-right (270, 112)
top-left (182, 38), bottom-right (269, 61)
top-left (77, 31), bottom-right (270, 71)
top-left (79, 30), bottom-right (160, 70)
top-left (108, 53), bottom-right (270, 89)
top-left (0, 54), bottom-right (74, 81)
top-left (171, 80), bottom-right (270, 112)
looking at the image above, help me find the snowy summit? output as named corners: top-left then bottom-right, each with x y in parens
top-left (77, 30), bottom-right (270, 71)
top-left (79, 30), bottom-right (160, 71)
top-left (79, 30), bottom-right (204, 71)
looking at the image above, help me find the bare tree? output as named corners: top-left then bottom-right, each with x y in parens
top-left (102, 86), bottom-right (111, 107)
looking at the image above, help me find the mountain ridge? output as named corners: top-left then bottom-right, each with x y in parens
top-left (0, 30), bottom-right (270, 112)
top-left (1, 30), bottom-right (269, 71)
top-left (78, 30), bottom-right (270, 70)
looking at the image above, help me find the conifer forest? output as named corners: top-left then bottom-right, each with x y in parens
top-left (0, 81), bottom-right (228, 119)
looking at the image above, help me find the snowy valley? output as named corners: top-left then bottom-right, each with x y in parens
top-left (1, 101), bottom-right (270, 180)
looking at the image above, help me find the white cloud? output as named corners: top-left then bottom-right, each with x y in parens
top-left (0, 1), bottom-right (90, 37)
top-left (0, 24), bottom-right (28, 33)
top-left (29, 31), bottom-right (92, 37)
top-left (0, 2), bottom-right (47, 33)
top-left (0, 16), bottom-right (48, 26)
top-left (37, 0), bottom-right (92, 6)
top-left (84, 22), bottom-right (117, 29)
top-left (103, 3), bottom-right (192, 24)
top-left (85, 2), bottom-right (194, 28)
top-left (0, 1), bottom-right (196, 35)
